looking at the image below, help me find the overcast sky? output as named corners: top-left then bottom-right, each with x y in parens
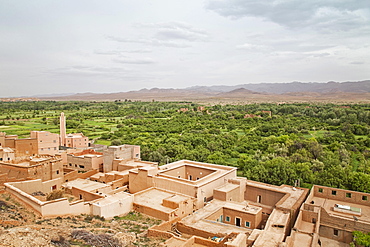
top-left (1, 0), bottom-right (369, 97)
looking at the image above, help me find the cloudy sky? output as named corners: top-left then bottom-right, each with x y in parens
top-left (1, 0), bottom-right (369, 97)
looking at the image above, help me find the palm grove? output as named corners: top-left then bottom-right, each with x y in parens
top-left (1, 101), bottom-right (369, 192)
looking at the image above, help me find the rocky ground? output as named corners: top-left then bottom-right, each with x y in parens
top-left (0, 189), bottom-right (165, 247)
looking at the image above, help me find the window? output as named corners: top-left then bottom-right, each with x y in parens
top-left (362, 195), bottom-right (368, 201)
top-left (51, 185), bottom-right (57, 190)
top-left (332, 190), bottom-right (337, 195)
top-left (0, 158), bottom-right (2, 161)
top-left (79, 165), bottom-right (85, 169)
top-left (334, 229), bottom-right (339, 236)
top-left (69, 163), bottom-right (72, 166)
top-left (225, 216), bottom-right (230, 222)
top-left (318, 188), bottom-right (323, 193)
top-left (189, 175), bottom-right (192, 180)
top-left (257, 195), bottom-right (262, 203)
top-left (56, 170), bottom-right (59, 174)
top-left (245, 222), bottom-right (250, 228)
top-left (346, 193), bottom-right (352, 198)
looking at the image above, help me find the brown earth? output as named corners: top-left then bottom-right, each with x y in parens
top-left (39, 89), bottom-right (370, 104)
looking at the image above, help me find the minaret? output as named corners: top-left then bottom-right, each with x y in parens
top-left (60, 112), bottom-right (66, 146)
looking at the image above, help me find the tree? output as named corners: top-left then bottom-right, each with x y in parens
top-left (352, 231), bottom-right (370, 247)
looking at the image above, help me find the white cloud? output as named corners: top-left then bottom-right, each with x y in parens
top-left (206, 0), bottom-right (370, 32)
top-left (112, 57), bottom-right (156, 64)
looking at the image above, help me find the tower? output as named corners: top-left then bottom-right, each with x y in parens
top-left (60, 112), bottom-right (66, 146)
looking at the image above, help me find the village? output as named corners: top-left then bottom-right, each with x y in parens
top-left (0, 112), bottom-right (369, 247)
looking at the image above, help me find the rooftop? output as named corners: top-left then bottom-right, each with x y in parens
top-left (134, 188), bottom-right (192, 214)
top-left (181, 200), bottom-right (257, 235)
top-left (311, 196), bottom-right (370, 223)
top-left (93, 191), bottom-right (131, 206)
top-left (63, 178), bottom-right (110, 192)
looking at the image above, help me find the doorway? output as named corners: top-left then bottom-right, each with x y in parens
top-left (235, 217), bottom-right (241, 227)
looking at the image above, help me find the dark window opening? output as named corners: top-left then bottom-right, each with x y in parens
top-left (235, 217), bottom-right (241, 227)
top-left (332, 190), bottom-right (337, 195)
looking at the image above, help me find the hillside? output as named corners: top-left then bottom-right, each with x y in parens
top-left (3, 80), bottom-right (369, 103)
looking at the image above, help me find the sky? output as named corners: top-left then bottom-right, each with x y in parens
top-left (0, 0), bottom-right (369, 97)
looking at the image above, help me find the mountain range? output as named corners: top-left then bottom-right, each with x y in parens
top-left (28, 80), bottom-right (370, 103)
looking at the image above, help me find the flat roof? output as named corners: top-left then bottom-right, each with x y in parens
top-left (252, 209), bottom-right (290, 247)
top-left (246, 180), bottom-right (307, 210)
top-left (93, 191), bottom-right (131, 206)
top-left (64, 178), bottom-right (109, 192)
top-left (215, 183), bottom-right (239, 193)
top-left (156, 160), bottom-right (236, 187)
top-left (311, 196), bottom-right (370, 223)
top-left (134, 188), bottom-right (192, 214)
top-left (181, 200), bottom-right (258, 234)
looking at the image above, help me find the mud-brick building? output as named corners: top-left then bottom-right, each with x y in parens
top-left (0, 155), bottom-right (63, 182)
top-left (0, 131), bottom-right (59, 156)
top-left (0, 146), bottom-right (15, 162)
top-left (66, 149), bottom-right (103, 172)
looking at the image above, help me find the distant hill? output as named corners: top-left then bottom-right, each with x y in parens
top-left (33, 80), bottom-right (370, 103)
top-left (186, 80), bottom-right (370, 94)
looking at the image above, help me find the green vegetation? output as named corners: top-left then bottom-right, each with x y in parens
top-left (1, 101), bottom-right (369, 192)
top-left (352, 231), bottom-right (370, 246)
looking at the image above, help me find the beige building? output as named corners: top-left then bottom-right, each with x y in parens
top-left (133, 187), bottom-right (195, 221)
top-left (0, 155), bottom-right (63, 182)
top-left (3, 146), bottom-right (370, 247)
top-left (103, 144), bottom-right (141, 172)
top-left (0, 146), bottom-right (15, 162)
top-left (5, 175), bottom-right (133, 219)
top-left (129, 160), bottom-right (237, 209)
top-left (66, 149), bottom-right (103, 172)
top-left (0, 131), bottom-right (59, 156)
top-left (30, 131), bottom-right (59, 155)
top-left (59, 112), bottom-right (90, 148)
top-left (288, 185), bottom-right (370, 247)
